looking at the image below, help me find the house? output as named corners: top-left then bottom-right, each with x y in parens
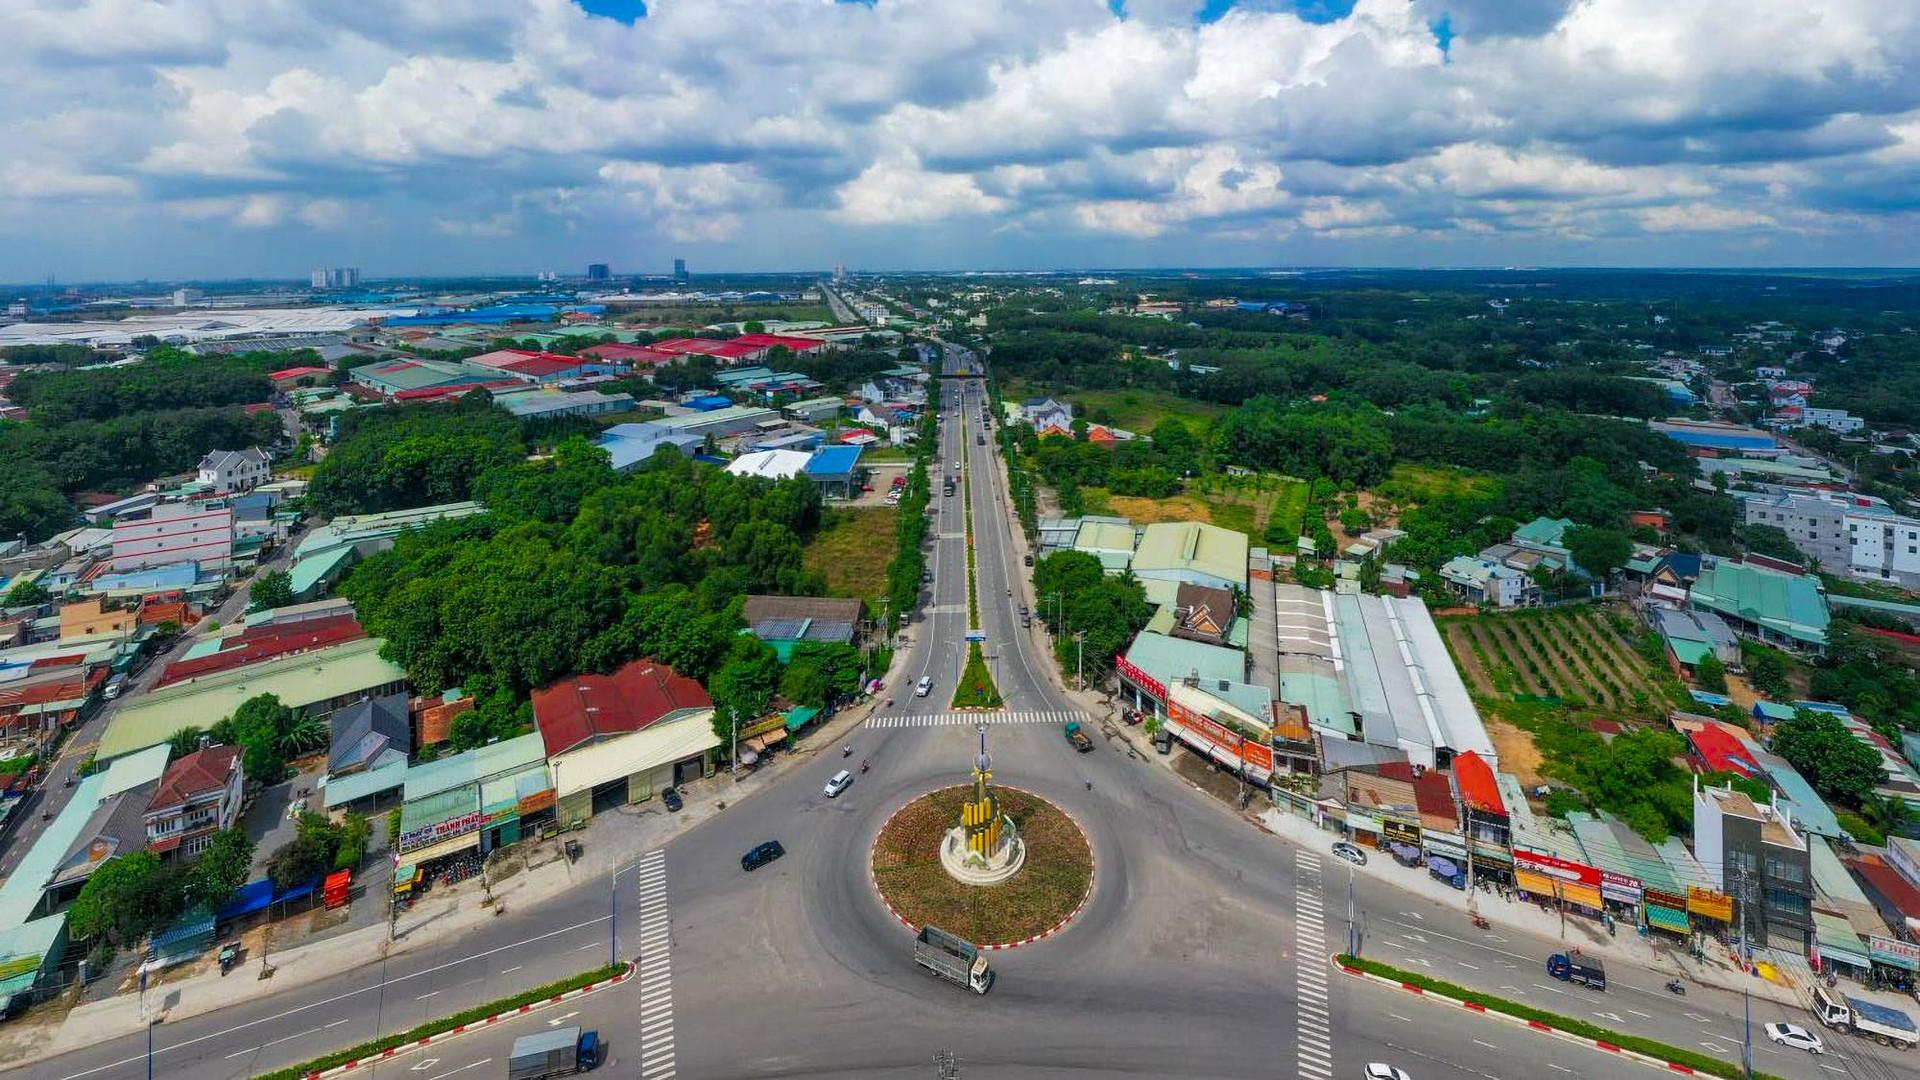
top-left (534, 660), bottom-right (716, 822)
top-left (143, 744), bottom-right (243, 860)
top-left (595, 422), bottom-right (704, 472)
top-left (1167, 582), bottom-right (1236, 647)
top-left (743, 595), bottom-right (862, 659)
top-left (1131, 521), bottom-right (1248, 604)
top-left (57, 598), bottom-right (136, 643)
top-left (1692, 778), bottom-right (1813, 949)
top-left (1651, 607), bottom-right (1741, 676)
top-left (1438, 555), bottom-right (1534, 608)
top-left (321, 693), bottom-right (412, 809)
top-left (111, 500), bottom-right (234, 572)
top-left (196, 448), bottom-right (271, 495)
top-left (1687, 558), bottom-right (1829, 654)
top-left (268, 365), bottom-right (332, 390)
top-left (1511, 517), bottom-right (1577, 567)
top-left (395, 732), bottom-right (552, 861)
top-left (1022, 397), bottom-right (1074, 433)
top-left (1629, 509), bottom-right (1672, 536)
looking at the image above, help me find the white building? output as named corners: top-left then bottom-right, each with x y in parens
top-left (1438, 555), bottom-right (1534, 608)
top-left (112, 501), bottom-right (234, 571)
top-left (1796, 407), bottom-right (1865, 434)
top-left (197, 448), bottom-right (271, 494)
top-left (1742, 489), bottom-right (1920, 590)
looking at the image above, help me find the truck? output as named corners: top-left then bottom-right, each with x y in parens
top-left (1812, 985), bottom-right (1917, 1050)
top-left (913, 925), bottom-right (995, 994)
top-left (1546, 949), bottom-right (1606, 990)
top-left (1064, 720), bottom-right (1094, 753)
top-left (508, 1027), bottom-right (601, 1080)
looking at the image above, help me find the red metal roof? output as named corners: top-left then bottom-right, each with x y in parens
top-left (157, 613), bottom-right (366, 687)
top-left (649, 337), bottom-right (765, 360)
top-left (0, 667), bottom-right (102, 711)
top-left (1848, 856), bottom-right (1920, 919)
top-left (269, 365), bottom-right (332, 381)
top-left (729, 333), bottom-right (823, 352)
top-left (579, 343), bottom-right (678, 366)
top-left (391, 379), bottom-right (520, 402)
top-left (532, 659), bottom-right (712, 758)
top-left (148, 744), bottom-right (241, 812)
top-left (1687, 725), bottom-right (1760, 778)
top-left (1412, 769), bottom-right (1458, 825)
top-left (1453, 751), bottom-right (1505, 816)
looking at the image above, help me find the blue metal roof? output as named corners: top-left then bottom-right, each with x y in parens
top-left (805, 446), bottom-right (863, 477)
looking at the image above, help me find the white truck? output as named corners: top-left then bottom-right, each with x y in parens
top-left (1811, 985), bottom-right (1917, 1050)
top-left (913, 925), bottom-right (995, 994)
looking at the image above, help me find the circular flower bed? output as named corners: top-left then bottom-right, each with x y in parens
top-left (870, 785), bottom-right (1092, 947)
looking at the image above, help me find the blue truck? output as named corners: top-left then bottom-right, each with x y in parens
top-left (508, 1027), bottom-right (601, 1079)
top-left (1546, 949), bottom-right (1606, 991)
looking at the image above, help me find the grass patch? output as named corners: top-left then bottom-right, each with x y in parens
top-left (1206, 500), bottom-right (1256, 538)
top-left (951, 644), bottom-right (1004, 709)
top-left (1105, 492), bottom-right (1214, 525)
top-left (1336, 954), bottom-right (1780, 1080)
top-left (805, 506), bottom-right (900, 607)
top-left (872, 786), bottom-right (1092, 946)
top-left (254, 965), bottom-right (626, 1080)
top-left (1063, 387), bottom-right (1227, 433)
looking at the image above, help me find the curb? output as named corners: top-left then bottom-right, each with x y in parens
top-left (1332, 956), bottom-right (1715, 1076)
top-left (868, 784), bottom-right (1095, 951)
top-left (305, 962), bottom-right (636, 1078)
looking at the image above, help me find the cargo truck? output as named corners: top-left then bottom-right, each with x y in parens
top-left (508, 1027), bottom-right (601, 1079)
top-left (1546, 949), bottom-right (1606, 990)
top-left (913, 925), bottom-right (995, 994)
top-left (1064, 721), bottom-right (1094, 753)
top-left (1812, 985), bottom-right (1917, 1050)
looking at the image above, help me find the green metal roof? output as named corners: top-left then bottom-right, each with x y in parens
top-left (322, 756), bottom-right (406, 809)
top-left (1667, 638), bottom-right (1713, 666)
top-left (1123, 631), bottom-right (1244, 688)
top-left (785, 705), bottom-right (821, 731)
top-left (1754, 700), bottom-right (1797, 722)
top-left (1073, 520), bottom-right (1137, 556)
top-left (1513, 516), bottom-right (1573, 550)
top-left (1688, 561), bottom-right (1829, 647)
top-left (403, 732), bottom-right (547, 802)
top-left (400, 784), bottom-right (477, 834)
top-left (1280, 671), bottom-right (1353, 735)
top-left (1131, 521), bottom-right (1247, 589)
top-left (288, 546), bottom-right (357, 600)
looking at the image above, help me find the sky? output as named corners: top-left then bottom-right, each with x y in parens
top-left (1, 0), bottom-right (1916, 282)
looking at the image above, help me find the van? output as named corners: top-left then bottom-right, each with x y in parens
top-left (824, 770), bottom-right (853, 798)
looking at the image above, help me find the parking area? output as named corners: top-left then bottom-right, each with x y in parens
top-left (848, 462), bottom-right (913, 507)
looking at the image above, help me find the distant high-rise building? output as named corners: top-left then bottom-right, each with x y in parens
top-left (311, 267), bottom-right (359, 290)
top-left (833, 263), bottom-right (847, 283)
top-left (587, 263), bottom-right (611, 282)
top-left (673, 258), bottom-right (688, 283)
top-left (172, 288), bottom-right (202, 307)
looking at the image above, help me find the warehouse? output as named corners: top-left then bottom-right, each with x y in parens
top-left (648, 405), bottom-right (779, 441)
top-left (535, 660), bottom-right (716, 821)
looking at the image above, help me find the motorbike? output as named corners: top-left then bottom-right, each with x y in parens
top-left (1471, 915), bottom-right (1490, 930)
top-left (860, 759), bottom-right (870, 774)
top-left (843, 745), bottom-right (853, 758)
top-left (1665, 979), bottom-right (1685, 996)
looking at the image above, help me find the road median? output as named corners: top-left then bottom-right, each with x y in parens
top-left (258, 962), bottom-right (630, 1080)
top-left (1334, 953), bottom-right (1783, 1080)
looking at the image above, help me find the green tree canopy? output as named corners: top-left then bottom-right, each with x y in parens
top-left (1563, 525), bottom-right (1632, 576)
top-left (1772, 708), bottom-right (1883, 804)
top-left (248, 569), bottom-right (293, 613)
top-left (1693, 653), bottom-right (1728, 694)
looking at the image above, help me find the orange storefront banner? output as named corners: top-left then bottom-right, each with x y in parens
top-left (1687, 887), bottom-right (1733, 921)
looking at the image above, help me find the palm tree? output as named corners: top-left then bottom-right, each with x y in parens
top-left (1861, 791), bottom-right (1916, 839)
top-left (276, 713), bottom-right (330, 756)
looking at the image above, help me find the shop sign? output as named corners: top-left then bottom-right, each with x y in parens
top-left (1348, 810), bottom-right (1382, 834)
top-left (399, 810), bottom-right (484, 853)
top-left (1870, 935), bottom-right (1920, 972)
top-left (740, 712), bottom-right (787, 740)
top-left (1167, 697), bottom-right (1272, 779)
top-left (1644, 887), bottom-right (1688, 911)
top-left (1423, 833), bottom-right (1468, 859)
top-left (1116, 655), bottom-right (1166, 704)
top-left (1513, 848), bottom-right (1601, 888)
top-left (517, 788), bottom-right (556, 816)
top-left (1382, 820), bottom-right (1421, 847)
top-left (1601, 870), bottom-right (1643, 904)
top-left (1687, 887), bottom-right (1733, 922)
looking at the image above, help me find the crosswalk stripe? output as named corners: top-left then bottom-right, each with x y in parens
top-left (867, 709), bottom-right (1090, 729)
top-left (635, 849), bottom-right (677, 1079)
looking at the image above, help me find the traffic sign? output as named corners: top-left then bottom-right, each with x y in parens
top-left (965, 631), bottom-right (986, 642)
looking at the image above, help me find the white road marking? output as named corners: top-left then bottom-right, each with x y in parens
top-left (424, 1061), bottom-right (490, 1080)
top-left (415, 990), bottom-right (440, 1000)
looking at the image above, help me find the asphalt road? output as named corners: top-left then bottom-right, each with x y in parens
top-left (9, 381), bottom-right (1906, 1080)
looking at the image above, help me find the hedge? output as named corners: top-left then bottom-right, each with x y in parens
top-left (254, 963), bottom-right (627, 1080)
top-left (1336, 954), bottom-right (1782, 1080)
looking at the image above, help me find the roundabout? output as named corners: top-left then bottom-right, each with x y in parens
top-left (869, 783), bottom-right (1094, 948)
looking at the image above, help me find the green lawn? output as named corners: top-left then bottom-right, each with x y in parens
top-left (1066, 388), bottom-right (1227, 433)
top-left (804, 506), bottom-right (898, 607)
top-left (951, 644), bottom-right (1004, 709)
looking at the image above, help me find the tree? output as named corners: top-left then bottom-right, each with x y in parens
top-left (1743, 643), bottom-right (1791, 699)
top-left (164, 726), bottom-right (208, 761)
top-left (269, 812), bottom-right (343, 890)
top-left (1563, 525), bottom-right (1632, 576)
top-left (227, 694), bottom-right (297, 783)
top-left (248, 569), bottom-right (293, 613)
top-left (1693, 654), bottom-right (1728, 694)
top-left (1771, 709), bottom-right (1883, 804)
top-left (68, 852), bottom-right (184, 948)
top-left (708, 636), bottom-right (783, 747)
top-left (1861, 791), bottom-right (1915, 839)
top-left (275, 712), bottom-right (330, 756)
top-left (187, 828), bottom-right (255, 911)
top-left (4, 576), bottom-right (50, 608)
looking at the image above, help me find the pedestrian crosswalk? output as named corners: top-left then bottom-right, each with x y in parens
top-left (866, 709), bottom-right (1088, 730)
top-left (634, 849), bottom-right (676, 1080)
top-left (1294, 849), bottom-right (1333, 1080)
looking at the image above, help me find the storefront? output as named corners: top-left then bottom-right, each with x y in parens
top-left (1423, 832), bottom-right (1468, 889)
top-left (1383, 820), bottom-right (1423, 866)
top-left (1869, 934), bottom-right (1920, 986)
top-left (1600, 870), bottom-right (1644, 922)
top-left (1163, 681), bottom-right (1274, 786)
top-left (1513, 849), bottom-right (1605, 918)
top-left (1644, 888), bottom-right (1691, 937)
top-left (1116, 655), bottom-right (1167, 715)
top-left (1687, 887), bottom-right (1734, 936)
top-left (1811, 913), bottom-right (1872, 977)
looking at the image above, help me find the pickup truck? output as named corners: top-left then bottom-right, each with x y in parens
top-left (1812, 985), bottom-right (1918, 1050)
top-left (508, 1027), bottom-right (601, 1079)
top-left (1546, 949), bottom-right (1606, 990)
top-left (914, 925), bottom-right (995, 994)
top-left (1064, 721), bottom-right (1094, 753)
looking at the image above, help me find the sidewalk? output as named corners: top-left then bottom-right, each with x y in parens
top-left (8, 671), bottom-right (909, 1069)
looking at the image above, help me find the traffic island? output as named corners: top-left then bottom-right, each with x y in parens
top-left (871, 785), bottom-right (1092, 948)
top-left (950, 643), bottom-right (1003, 708)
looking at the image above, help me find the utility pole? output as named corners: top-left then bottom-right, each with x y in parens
top-left (1347, 861), bottom-right (1358, 957)
top-left (1074, 631), bottom-right (1086, 692)
top-left (729, 706), bottom-right (739, 779)
top-left (1732, 864), bottom-right (1754, 1080)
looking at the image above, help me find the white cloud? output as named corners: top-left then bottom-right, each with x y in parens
top-left (0, 0), bottom-right (1914, 276)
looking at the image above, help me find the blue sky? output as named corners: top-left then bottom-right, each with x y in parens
top-left (0, 0), bottom-right (1914, 281)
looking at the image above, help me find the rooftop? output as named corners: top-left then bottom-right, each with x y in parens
top-left (1131, 521), bottom-right (1248, 589)
top-left (533, 659), bottom-right (713, 758)
top-left (1688, 559), bottom-right (1829, 647)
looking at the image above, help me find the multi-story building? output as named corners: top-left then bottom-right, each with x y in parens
top-left (673, 258), bottom-right (688, 283)
top-left (1741, 489), bottom-right (1920, 590)
top-left (586, 263), bottom-right (610, 282)
top-left (310, 267), bottom-right (360, 289)
top-left (197, 447), bottom-right (270, 495)
top-left (143, 744), bottom-right (244, 860)
top-left (1693, 779), bottom-right (1813, 949)
top-left (111, 501), bottom-right (234, 572)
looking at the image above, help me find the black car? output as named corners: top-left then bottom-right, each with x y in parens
top-left (662, 787), bottom-right (683, 813)
top-left (742, 840), bottom-right (785, 872)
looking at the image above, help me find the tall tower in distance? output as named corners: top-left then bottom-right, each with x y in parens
top-left (673, 258), bottom-right (688, 284)
top-left (311, 267), bottom-right (359, 290)
top-left (586, 263), bottom-right (610, 282)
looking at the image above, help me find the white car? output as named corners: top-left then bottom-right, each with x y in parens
top-left (915, 675), bottom-right (933, 697)
top-left (1332, 841), bottom-right (1368, 866)
top-left (1364, 1065), bottom-right (1410, 1080)
top-left (1764, 1022), bottom-right (1823, 1053)
top-left (824, 770), bottom-right (853, 798)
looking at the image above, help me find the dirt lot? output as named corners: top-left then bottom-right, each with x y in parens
top-left (1486, 719), bottom-right (1547, 788)
top-left (1106, 493), bottom-right (1215, 524)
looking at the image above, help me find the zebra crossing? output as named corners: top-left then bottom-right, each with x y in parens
top-left (1294, 849), bottom-right (1334, 1080)
top-left (634, 849), bottom-right (676, 1080)
top-left (866, 709), bottom-right (1088, 730)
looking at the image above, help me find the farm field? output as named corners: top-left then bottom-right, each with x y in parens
top-left (804, 506), bottom-right (897, 608)
top-left (1442, 606), bottom-right (1673, 717)
top-left (1089, 473), bottom-right (1312, 545)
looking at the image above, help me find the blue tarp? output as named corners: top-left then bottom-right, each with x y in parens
top-left (1689, 690), bottom-right (1732, 707)
top-left (214, 877), bottom-right (320, 922)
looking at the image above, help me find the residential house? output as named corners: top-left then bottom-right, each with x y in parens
top-left (1651, 607), bottom-right (1741, 677)
top-left (57, 599), bottom-right (135, 643)
top-left (1167, 582), bottom-right (1236, 647)
top-left (1687, 558), bottom-right (1829, 654)
top-left (196, 448), bottom-right (270, 495)
top-left (143, 744), bottom-right (243, 860)
top-left (1438, 555), bottom-right (1534, 608)
top-left (111, 501), bottom-right (234, 572)
top-left (1693, 779), bottom-right (1813, 948)
top-left (321, 693), bottom-right (412, 810)
top-left (1021, 397), bottom-right (1074, 433)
